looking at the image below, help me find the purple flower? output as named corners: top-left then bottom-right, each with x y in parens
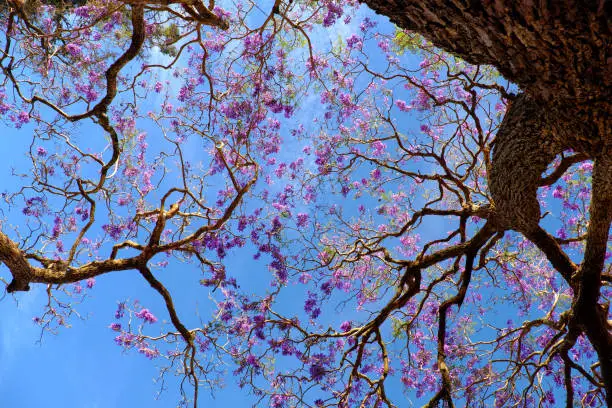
top-left (543, 391), bottom-right (554, 405)
top-left (177, 86), bottom-right (190, 102)
top-left (75, 206), bottom-right (89, 221)
top-left (109, 322), bottom-right (121, 331)
top-left (304, 292), bottom-right (321, 319)
top-left (37, 147), bottom-right (47, 156)
top-left (281, 341), bottom-right (295, 356)
top-left (552, 185), bottom-right (564, 199)
top-left (346, 34), bottom-right (363, 50)
top-left (309, 360), bottom-right (326, 381)
top-left (371, 140), bottom-right (386, 156)
top-left (102, 223), bottom-right (126, 240)
top-left (135, 308), bottom-right (158, 324)
top-left (321, 281), bottom-right (332, 295)
top-left (0, 102), bottom-right (11, 114)
top-left (584, 393), bottom-right (599, 407)
top-left (579, 161), bottom-right (593, 172)
top-left (577, 186), bottom-right (589, 199)
top-left (296, 213), bottom-right (309, 228)
top-left (360, 17), bottom-right (377, 32)
top-left (556, 228), bottom-right (567, 240)
top-left (322, 2), bottom-right (343, 27)
top-left (243, 33), bottom-right (263, 54)
top-left (138, 346), bottom-right (160, 359)
top-left (115, 332), bottom-right (137, 347)
top-left (117, 196), bottom-right (131, 206)
top-left (413, 89), bottom-right (432, 111)
top-left (245, 354), bottom-right (260, 368)
top-left (51, 216), bottom-right (62, 238)
top-left (340, 321), bottom-right (352, 331)
top-left (16, 111), bottom-right (30, 127)
top-left (271, 394), bottom-right (289, 408)
top-left (114, 302), bottom-right (126, 319)
top-left (65, 43), bottom-right (82, 56)
top-left (395, 99), bottom-right (411, 112)
top-left (74, 5), bottom-right (92, 18)
top-left (213, 5), bottom-right (231, 20)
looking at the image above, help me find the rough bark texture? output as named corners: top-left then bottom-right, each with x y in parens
top-left (361, 1), bottom-right (610, 99)
top-left (488, 93), bottom-right (560, 231)
top-left (0, 231), bottom-right (34, 292)
top-left (363, 0), bottom-right (610, 153)
top-left (362, 0), bottom-right (612, 402)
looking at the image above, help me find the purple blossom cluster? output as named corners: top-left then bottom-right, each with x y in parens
top-left (102, 223), bottom-right (129, 241)
top-left (304, 291), bottom-right (321, 319)
top-left (135, 308), bottom-right (158, 324)
top-left (22, 196), bottom-right (46, 217)
top-left (321, 1), bottom-right (344, 27)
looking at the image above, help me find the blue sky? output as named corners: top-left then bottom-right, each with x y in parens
top-left (0, 4), bottom-right (392, 407)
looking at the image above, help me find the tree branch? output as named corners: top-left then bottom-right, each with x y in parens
top-left (540, 153), bottom-right (589, 186)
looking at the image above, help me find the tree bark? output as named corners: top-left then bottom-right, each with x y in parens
top-left (361, 1), bottom-right (610, 100)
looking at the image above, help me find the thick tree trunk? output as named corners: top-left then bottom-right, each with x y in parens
top-left (362, 0), bottom-right (610, 154)
top-left (361, 0), bottom-right (612, 401)
top-left (361, 1), bottom-right (610, 101)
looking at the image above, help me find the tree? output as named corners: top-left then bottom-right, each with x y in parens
top-left (0, 1), bottom-right (609, 407)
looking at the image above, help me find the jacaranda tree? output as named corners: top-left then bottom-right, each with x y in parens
top-left (0, 0), bottom-right (609, 407)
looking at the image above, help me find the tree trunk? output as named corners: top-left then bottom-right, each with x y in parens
top-left (361, 1), bottom-right (610, 101)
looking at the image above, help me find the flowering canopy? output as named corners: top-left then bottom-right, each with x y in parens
top-left (0, 0), bottom-right (609, 407)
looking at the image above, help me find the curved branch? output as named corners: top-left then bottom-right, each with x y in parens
top-left (524, 226), bottom-right (577, 285)
top-left (69, 4), bottom-right (146, 121)
top-left (540, 153), bottom-right (589, 187)
top-left (138, 266), bottom-right (192, 342)
top-left (1, 229), bottom-right (143, 292)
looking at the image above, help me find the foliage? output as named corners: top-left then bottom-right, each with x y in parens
top-left (0, 0), bottom-right (608, 407)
